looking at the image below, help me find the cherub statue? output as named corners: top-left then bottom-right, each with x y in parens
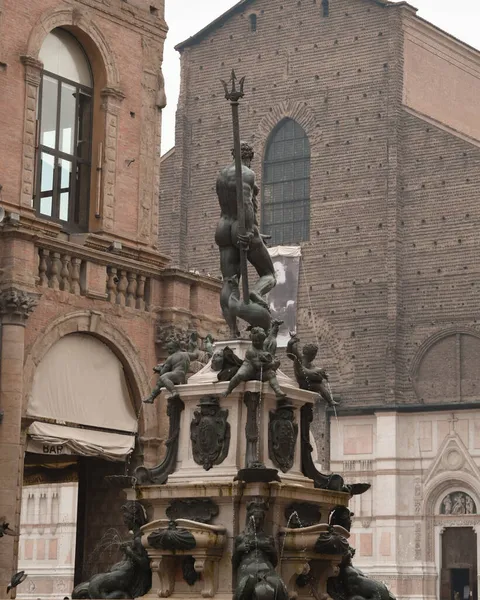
top-left (263, 319), bottom-right (284, 357)
top-left (222, 327), bottom-right (286, 399)
top-left (144, 337), bottom-right (191, 404)
top-left (204, 334), bottom-right (215, 357)
top-left (233, 498), bottom-right (289, 600)
top-left (286, 333), bottom-right (338, 406)
top-left (187, 331), bottom-right (212, 374)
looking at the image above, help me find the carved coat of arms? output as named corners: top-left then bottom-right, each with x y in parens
top-left (268, 401), bottom-right (298, 473)
top-left (190, 396), bottom-right (230, 470)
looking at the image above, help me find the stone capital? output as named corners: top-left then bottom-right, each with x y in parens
top-left (20, 55), bottom-right (43, 85)
top-left (0, 288), bottom-right (39, 325)
top-left (101, 86), bottom-right (126, 102)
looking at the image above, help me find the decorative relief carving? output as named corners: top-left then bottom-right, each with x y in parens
top-left (442, 448), bottom-right (465, 471)
top-left (0, 288), bottom-right (38, 324)
top-left (434, 516), bottom-right (478, 527)
top-left (414, 476), bottom-right (422, 515)
top-left (190, 397), bottom-right (230, 470)
top-left (166, 499), bottom-right (219, 524)
top-left (440, 492), bottom-right (476, 515)
top-left (414, 523), bottom-right (421, 560)
top-left (147, 522), bottom-right (196, 552)
top-left (268, 399), bottom-right (298, 473)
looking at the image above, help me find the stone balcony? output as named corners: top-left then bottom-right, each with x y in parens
top-left (35, 239), bottom-right (156, 311)
top-left (0, 214), bottom-right (225, 346)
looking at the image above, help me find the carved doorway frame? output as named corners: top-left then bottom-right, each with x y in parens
top-left (424, 481), bottom-right (480, 600)
top-left (435, 524), bottom-right (479, 600)
top-left (434, 520), bottom-right (480, 599)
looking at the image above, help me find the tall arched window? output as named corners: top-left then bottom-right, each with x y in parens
top-left (35, 29), bottom-right (93, 232)
top-left (262, 119), bottom-right (310, 246)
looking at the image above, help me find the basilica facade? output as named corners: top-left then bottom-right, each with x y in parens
top-left (160, 0), bottom-right (480, 598)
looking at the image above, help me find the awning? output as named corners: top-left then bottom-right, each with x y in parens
top-left (27, 333), bottom-right (138, 433)
top-left (27, 421), bottom-right (135, 461)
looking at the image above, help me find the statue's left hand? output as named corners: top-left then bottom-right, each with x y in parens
top-left (237, 231), bottom-right (254, 250)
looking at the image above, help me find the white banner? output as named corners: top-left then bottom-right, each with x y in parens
top-left (267, 246), bottom-right (302, 347)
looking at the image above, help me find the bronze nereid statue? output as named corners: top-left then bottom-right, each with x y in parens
top-left (233, 498), bottom-right (289, 600)
top-left (72, 502), bottom-right (151, 599)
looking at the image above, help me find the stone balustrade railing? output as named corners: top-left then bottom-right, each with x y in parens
top-left (35, 243), bottom-right (153, 311)
top-left (38, 248), bottom-right (84, 295)
top-left (106, 267), bottom-right (148, 310)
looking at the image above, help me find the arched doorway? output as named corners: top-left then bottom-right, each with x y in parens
top-left (436, 491), bottom-right (480, 600)
top-left (21, 333), bottom-right (141, 595)
top-left (441, 527), bottom-right (477, 600)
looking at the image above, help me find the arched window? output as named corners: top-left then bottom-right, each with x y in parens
top-left (35, 29), bottom-right (93, 232)
top-left (262, 119), bottom-right (310, 246)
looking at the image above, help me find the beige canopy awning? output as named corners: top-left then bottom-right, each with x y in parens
top-left (26, 333), bottom-right (138, 460)
top-left (26, 422), bottom-right (135, 461)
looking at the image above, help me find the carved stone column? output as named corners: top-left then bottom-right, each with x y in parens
top-left (0, 288), bottom-right (38, 589)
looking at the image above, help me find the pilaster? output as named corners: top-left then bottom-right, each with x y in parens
top-left (0, 288), bottom-right (38, 590)
top-left (99, 86), bottom-right (125, 233)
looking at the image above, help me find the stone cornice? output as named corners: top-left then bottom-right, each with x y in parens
top-left (160, 268), bottom-right (222, 292)
top-left (0, 288), bottom-right (39, 325)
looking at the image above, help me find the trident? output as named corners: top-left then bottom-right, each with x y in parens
top-left (221, 70), bottom-right (249, 304)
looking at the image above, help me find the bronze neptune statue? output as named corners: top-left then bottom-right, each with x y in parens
top-left (217, 71), bottom-right (276, 337)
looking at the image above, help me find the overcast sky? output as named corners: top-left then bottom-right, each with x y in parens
top-left (161, 0), bottom-right (479, 154)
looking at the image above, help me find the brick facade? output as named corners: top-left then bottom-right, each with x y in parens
top-left (0, 0), bottom-right (223, 588)
top-left (160, 0), bottom-right (480, 410)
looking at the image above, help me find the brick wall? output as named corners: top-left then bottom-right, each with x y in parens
top-left (160, 0), bottom-right (480, 411)
top-left (161, 0), bottom-right (403, 407)
top-left (0, 0), bottom-right (167, 246)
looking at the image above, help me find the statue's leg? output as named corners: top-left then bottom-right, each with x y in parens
top-left (268, 375), bottom-right (287, 399)
top-left (219, 246), bottom-right (241, 337)
top-left (160, 374), bottom-right (180, 398)
top-left (223, 365), bottom-right (254, 397)
top-left (247, 236), bottom-right (276, 304)
top-left (144, 379), bottom-right (163, 404)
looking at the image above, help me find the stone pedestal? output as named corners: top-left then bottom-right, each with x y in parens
top-left (168, 339), bottom-right (312, 485)
top-left (132, 339), bottom-right (353, 600)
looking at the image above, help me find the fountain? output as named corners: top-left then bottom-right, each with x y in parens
top-left (71, 71), bottom-right (395, 600)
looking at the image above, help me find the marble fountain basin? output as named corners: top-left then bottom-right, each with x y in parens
top-left (278, 523), bottom-right (350, 554)
top-left (141, 518), bottom-right (227, 556)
